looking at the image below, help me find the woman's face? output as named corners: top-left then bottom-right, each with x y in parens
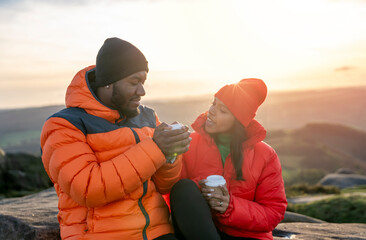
top-left (205, 97), bottom-right (236, 134)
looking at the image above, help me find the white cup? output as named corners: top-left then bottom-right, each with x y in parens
top-left (205, 175), bottom-right (226, 195)
top-left (170, 123), bottom-right (183, 130)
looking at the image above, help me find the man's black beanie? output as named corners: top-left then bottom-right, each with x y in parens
top-left (95, 38), bottom-right (149, 87)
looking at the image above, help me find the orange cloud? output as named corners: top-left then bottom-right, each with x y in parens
top-left (334, 66), bottom-right (356, 72)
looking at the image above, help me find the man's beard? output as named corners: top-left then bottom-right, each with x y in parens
top-left (111, 87), bottom-right (140, 119)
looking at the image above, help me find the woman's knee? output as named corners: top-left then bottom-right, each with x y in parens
top-left (170, 179), bottom-right (199, 200)
top-left (172, 179), bottom-right (196, 191)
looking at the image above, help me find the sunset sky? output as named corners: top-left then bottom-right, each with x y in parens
top-left (0, 0), bottom-right (365, 109)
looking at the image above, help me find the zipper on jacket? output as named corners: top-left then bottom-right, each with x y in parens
top-left (138, 181), bottom-right (150, 240)
top-left (85, 207), bottom-right (94, 234)
top-left (130, 128), bottom-right (150, 240)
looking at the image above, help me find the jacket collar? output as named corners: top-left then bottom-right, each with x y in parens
top-left (65, 65), bottom-right (121, 123)
top-left (191, 112), bottom-right (266, 148)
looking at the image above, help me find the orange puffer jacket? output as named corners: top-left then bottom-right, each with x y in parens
top-left (40, 65), bottom-right (182, 240)
top-left (181, 112), bottom-right (287, 240)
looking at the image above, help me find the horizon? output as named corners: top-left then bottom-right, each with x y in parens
top-left (1, 83), bottom-right (365, 111)
top-left (0, 0), bottom-right (366, 109)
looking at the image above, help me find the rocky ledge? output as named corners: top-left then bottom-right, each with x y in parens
top-left (0, 188), bottom-right (59, 240)
top-left (274, 223), bottom-right (366, 240)
top-left (1, 188), bottom-right (365, 240)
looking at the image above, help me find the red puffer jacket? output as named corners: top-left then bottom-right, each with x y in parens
top-left (181, 112), bottom-right (287, 240)
top-left (41, 65), bottom-right (182, 240)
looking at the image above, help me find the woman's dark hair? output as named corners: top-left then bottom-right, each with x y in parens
top-left (230, 120), bottom-right (248, 180)
top-left (209, 119), bottom-right (248, 180)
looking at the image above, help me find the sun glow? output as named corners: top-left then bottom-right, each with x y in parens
top-left (0, 0), bottom-right (365, 108)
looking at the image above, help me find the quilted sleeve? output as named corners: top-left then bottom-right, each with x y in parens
top-left (40, 117), bottom-right (166, 208)
top-left (151, 113), bottom-right (183, 194)
top-left (179, 133), bottom-right (204, 185)
top-left (216, 149), bottom-right (287, 232)
top-left (152, 156), bottom-right (182, 194)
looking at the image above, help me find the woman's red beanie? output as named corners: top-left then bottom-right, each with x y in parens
top-left (215, 78), bottom-right (267, 127)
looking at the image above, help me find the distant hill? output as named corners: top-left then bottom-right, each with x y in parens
top-left (147, 86), bottom-right (366, 132)
top-left (258, 86), bottom-right (366, 131)
top-left (0, 105), bottom-right (64, 154)
top-left (266, 123), bottom-right (366, 185)
top-left (0, 105), bottom-right (64, 134)
top-left (0, 86), bottom-right (365, 154)
top-left (293, 123), bottom-right (366, 162)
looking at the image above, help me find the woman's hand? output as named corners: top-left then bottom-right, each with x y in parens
top-left (199, 180), bottom-right (230, 214)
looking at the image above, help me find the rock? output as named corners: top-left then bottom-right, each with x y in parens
top-left (336, 168), bottom-right (355, 174)
top-left (0, 148), bottom-right (5, 161)
top-left (273, 222), bottom-right (366, 240)
top-left (0, 148), bottom-right (6, 199)
top-left (0, 152), bottom-right (52, 198)
top-left (319, 173), bottom-right (366, 189)
top-left (1, 188), bottom-right (366, 240)
top-left (0, 148), bottom-right (5, 173)
top-left (282, 211), bottom-right (325, 223)
top-left (0, 188), bottom-right (60, 240)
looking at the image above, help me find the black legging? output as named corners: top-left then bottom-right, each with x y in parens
top-left (154, 233), bottom-right (178, 240)
top-left (170, 179), bottom-right (257, 240)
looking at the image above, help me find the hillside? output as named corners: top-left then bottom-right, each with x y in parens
top-left (147, 86), bottom-right (366, 132)
top-left (0, 105), bottom-right (64, 154)
top-left (258, 86), bottom-right (366, 131)
top-left (266, 123), bottom-right (366, 185)
top-left (0, 86), bottom-right (365, 154)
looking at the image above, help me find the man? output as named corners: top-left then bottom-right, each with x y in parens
top-left (40, 38), bottom-right (190, 240)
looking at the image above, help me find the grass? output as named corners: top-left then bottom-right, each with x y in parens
top-left (287, 195), bottom-right (366, 223)
top-left (280, 155), bottom-right (304, 171)
top-left (283, 168), bottom-right (326, 187)
top-left (286, 183), bottom-right (340, 198)
top-left (0, 130), bottom-right (41, 148)
top-left (341, 185), bottom-right (366, 194)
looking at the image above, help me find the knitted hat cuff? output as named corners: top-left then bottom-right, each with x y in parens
top-left (215, 78), bottom-right (267, 127)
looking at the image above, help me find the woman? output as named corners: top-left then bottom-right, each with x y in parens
top-left (170, 78), bottom-right (287, 240)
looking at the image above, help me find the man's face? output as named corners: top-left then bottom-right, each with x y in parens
top-left (110, 71), bottom-right (147, 118)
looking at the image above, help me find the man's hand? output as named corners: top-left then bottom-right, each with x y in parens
top-left (153, 122), bottom-right (191, 157)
